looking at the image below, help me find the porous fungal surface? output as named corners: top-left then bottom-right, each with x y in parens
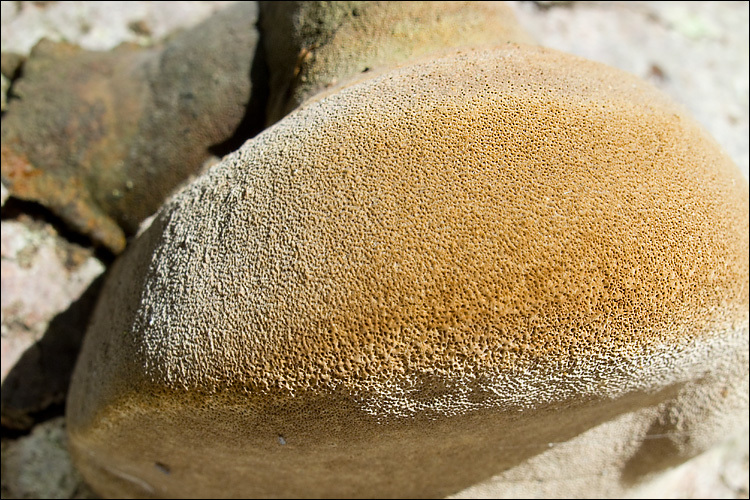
top-left (67, 45), bottom-right (749, 498)
top-left (260, 1), bottom-right (535, 124)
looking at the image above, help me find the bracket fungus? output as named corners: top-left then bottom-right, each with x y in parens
top-left (260, 0), bottom-right (535, 125)
top-left (0, 1), bottom-right (265, 254)
top-left (66, 43), bottom-right (748, 498)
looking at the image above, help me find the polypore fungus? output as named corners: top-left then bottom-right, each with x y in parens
top-left (260, 1), bottom-right (534, 125)
top-left (0, 2), bottom-right (265, 253)
top-left (66, 45), bottom-right (748, 498)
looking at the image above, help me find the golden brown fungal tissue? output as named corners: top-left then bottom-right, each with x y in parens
top-left (66, 45), bottom-right (749, 498)
top-left (260, 1), bottom-right (535, 125)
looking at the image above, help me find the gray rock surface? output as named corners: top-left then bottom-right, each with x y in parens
top-left (1, 417), bottom-right (96, 499)
top-left (1, 1), bottom-right (264, 253)
top-left (1, 216), bottom-right (104, 429)
top-left (0, 0), bottom-right (236, 53)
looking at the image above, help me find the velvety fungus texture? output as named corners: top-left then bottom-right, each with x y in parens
top-left (67, 45), bottom-right (748, 498)
top-left (260, 0), bottom-right (535, 125)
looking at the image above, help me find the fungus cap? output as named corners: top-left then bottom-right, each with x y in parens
top-left (67, 45), bottom-right (749, 498)
top-left (260, 0), bottom-right (535, 124)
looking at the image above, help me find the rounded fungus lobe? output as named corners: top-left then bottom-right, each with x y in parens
top-left (260, 0), bottom-right (535, 125)
top-left (67, 45), bottom-right (748, 498)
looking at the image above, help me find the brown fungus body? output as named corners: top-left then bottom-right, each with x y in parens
top-left (260, 0), bottom-right (534, 125)
top-left (67, 45), bottom-right (748, 498)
